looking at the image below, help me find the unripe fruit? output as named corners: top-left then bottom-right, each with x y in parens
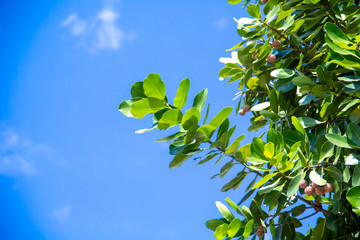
top-left (311, 182), bottom-right (319, 189)
top-left (305, 186), bottom-right (314, 196)
top-left (299, 180), bottom-right (308, 189)
top-left (324, 183), bottom-right (333, 193)
top-left (268, 54), bottom-right (276, 63)
top-left (243, 105), bottom-right (251, 112)
top-left (261, 0), bottom-right (268, 4)
top-left (256, 226), bottom-right (264, 238)
top-left (239, 109), bottom-right (245, 116)
top-left (272, 40), bottom-right (280, 49)
top-left (315, 187), bottom-right (325, 196)
top-left (252, 52), bottom-right (257, 60)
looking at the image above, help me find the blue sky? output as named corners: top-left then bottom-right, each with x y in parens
top-left (0, 0), bottom-right (315, 239)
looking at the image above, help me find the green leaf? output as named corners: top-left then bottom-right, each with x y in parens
top-left (311, 85), bottom-right (330, 97)
top-left (352, 165), bottom-right (360, 186)
top-left (310, 218), bottom-right (328, 239)
top-left (216, 201), bottom-right (234, 222)
top-left (209, 107), bottom-right (233, 128)
top-left (252, 173), bottom-right (277, 189)
top-left (346, 186), bottom-right (360, 209)
top-left (181, 107), bottom-right (201, 130)
top-left (264, 142), bottom-right (275, 159)
top-left (154, 132), bottom-right (185, 142)
top-left (119, 98), bottom-right (141, 117)
top-left (325, 166), bottom-right (343, 182)
top-left (131, 81), bottom-right (147, 98)
top-left (169, 153), bottom-right (190, 168)
top-left (270, 69), bottom-right (295, 78)
top-left (206, 219), bottom-right (227, 231)
top-left (158, 109), bottom-right (183, 130)
top-left (193, 89), bottom-right (208, 111)
top-left (292, 76), bottom-right (316, 87)
top-left (291, 116), bottom-right (305, 136)
top-left (287, 173), bottom-right (302, 197)
top-left (214, 224), bottom-right (228, 239)
top-left (225, 135), bottom-right (246, 155)
top-left (130, 97), bottom-right (165, 119)
top-left (291, 204), bottom-right (306, 217)
top-left (227, 0), bottom-right (242, 4)
top-left (228, 218), bottom-right (241, 237)
top-left (135, 124), bottom-right (158, 134)
top-left (243, 219), bottom-right (254, 239)
top-left (347, 122), bottom-right (360, 147)
top-left (324, 22), bottom-right (352, 46)
top-left (297, 147), bottom-right (307, 167)
top-left (325, 134), bottom-right (354, 149)
top-left (247, 4), bottom-right (260, 19)
top-left (196, 125), bottom-right (216, 142)
top-left (265, 5), bottom-right (280, 22)
top-left (143, 73), bottom-right (166, 99)
top-left (173, 78), bottom-right (190, 110)
top-left (297, 117), bottom-right (323, 128)
top-left (309, 170), bottom-right (326, 186)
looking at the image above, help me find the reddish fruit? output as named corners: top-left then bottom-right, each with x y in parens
top-left (239, 109), bottom-right (245, 116)
top-left (252, 52), bottom-right (257, 60)
top-left (261, 0), bottom-right (268, 4)
top-left (272, 40), bottom-right (280, 49)
top-left (243, 105), bottom-right (251, 112)
top-left (256, 226), bottom-right (264, 238)
top-left (311, 182), bottom-right (319, 189)
top-left (305, 186), bottom-right (314, 196)
top-left (299, 180), bottom-right (308, 189)
top-left (324, 183), bottom-right (333, 193)
top-left (268, 54), bottom-right (276, 63)
top-left (315, 187), bottom-right (325, 196)
top-left (315, 200), bottom-right (322, 206)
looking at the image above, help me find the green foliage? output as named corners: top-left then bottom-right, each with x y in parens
top-left (119, 0), bottom-right (360, 239)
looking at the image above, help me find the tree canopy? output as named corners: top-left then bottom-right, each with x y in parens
top-left (119, 0), bottom-right (360, 239)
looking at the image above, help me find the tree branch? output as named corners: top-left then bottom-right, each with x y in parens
top-left (324, 0), bottom-right (342, 29)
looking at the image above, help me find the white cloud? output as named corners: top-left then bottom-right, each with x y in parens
top-left (96, 8), bottom-right (123, 49)
top-left (61, 13), bottom-right (87, 36)
top-left (213, 17), bottom-right (228, 30)
top-left (53, 205), bottom-right (72, 223)
top-left (0, 129), bottom-right (51, 176)
top-left (61, 1), bottom-right (129, 51)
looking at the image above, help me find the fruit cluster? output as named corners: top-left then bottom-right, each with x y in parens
top-left (299, 180), bottom-right (333, 196)
top-left (238, 105), bottom-right (251, 116)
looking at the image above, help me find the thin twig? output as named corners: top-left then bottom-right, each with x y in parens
top-left (260, 19), bottom-right (305, 54)
top-left (324, 0), bottom-right (342, 29)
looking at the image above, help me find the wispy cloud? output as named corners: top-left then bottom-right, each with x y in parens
top-left (213, 17), bottom-right (229, 30)
top-left (61, 1), bottom-right (130, 51)
top-left (0, 128), bottom-right (51, 176)
top-left (53, 205), bottom-right (72, 223)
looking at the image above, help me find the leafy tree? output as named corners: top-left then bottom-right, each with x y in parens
top-left (119, 0), bottom-right (360, 239)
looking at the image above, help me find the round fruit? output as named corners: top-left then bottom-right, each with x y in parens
top-left (256, 226), bottom-right (264, 238)
top-left (252, 52), bottom-right (257, 60)
top-left (299, 180), bottom-right (308, 189)
top-left (315, 187), bottom-right (325, 196)
top-left (272, 40), bottom-right (280, 49)
top-left (311, 182), bottom-right (319, 189)
top-left (268, 54), bottom-right (276, 63)
top-left (261, 0), bottom-right (268, 4)
top-left (324, 183), bottom-right (333, 193)
top-left (239, 109), bottom-right (245, 116)
top-left (305, 186), bottom-right (314, 196)
top-left (243, 105), bottom-right (251, 112)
